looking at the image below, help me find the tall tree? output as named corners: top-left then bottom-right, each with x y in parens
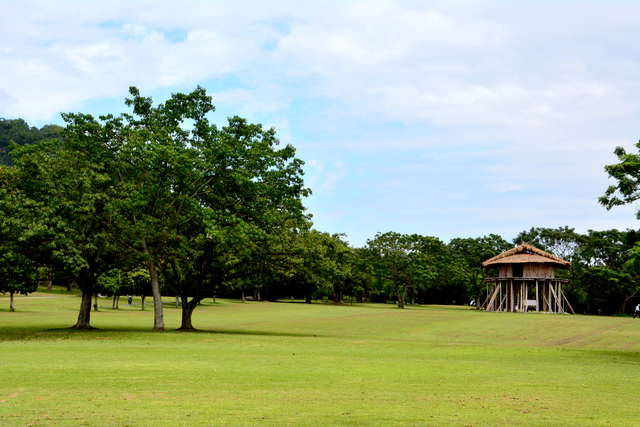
top-left (448, 234), bottom-right (511, 304)
top-left (366, 232), bottom-right (442, 308)
top-left (9, 113), bottom-right (125, 328)
top-left (0, 166), bottom-right (39, 311)
top-left (109, 87), bottom-right (309, 330)
top-left (513, 226), bottom-right (581, 261)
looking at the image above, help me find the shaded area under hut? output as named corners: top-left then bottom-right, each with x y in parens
top-left (481, 243), bottom-right (574, 314)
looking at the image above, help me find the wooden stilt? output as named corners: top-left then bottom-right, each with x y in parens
top-left (481, 275), bottom-right (571, 314)
top-left (510, 280), bottom-right (514, 312)
top-left (483, 283), bottom-right (500, 310)
top-left (561, 288), bottom-right (575, 314)
top-left (549, 282), bottom-right (560, 313)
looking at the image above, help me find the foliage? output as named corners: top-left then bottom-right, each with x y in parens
top-left (0, 118), bottom-right (63, 165)
top-left (106, 87), bottom-right (310, 330)
top-left (4, 111), bottom-right (640, 320)
top-left (365, 232), bottom-right (450, 308)
top-left (514, 226), bottom-right (581, 262)
top-left (8, 112), bottom-right (126, 328)
top-left (0, 166), bottom-right (42, 310)
top-left (600, 140), bottom-right (640, 217)
top-left (447, 234), bottom-right (511, 303)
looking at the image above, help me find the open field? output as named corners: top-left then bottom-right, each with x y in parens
top-left (1, 291), bottom-right (640, 426)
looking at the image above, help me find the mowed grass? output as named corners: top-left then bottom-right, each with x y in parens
top-left (1, 292), bottom-right (640, 426)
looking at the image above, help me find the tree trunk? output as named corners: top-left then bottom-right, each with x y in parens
top-left (93, 294), bottom-right (99, 311)
top-left (397, 286), bottom-right (406, 309)
top-left (175, 296), bottom-right (180, 308)
top-left (242, 289), bottom-right (246, 302)
top-left (141, 295), bottom-right (146, 311)
top-left (45, 268), bottom-right (53, 290)
top-left (333, 291), bottom-right (343, 304)
top-left (305, 295), bottom-right (312, 304)
top-left (9, 291), bottom-right (15, 312)
top-left (72, 291), bottom-right (94, 329)
top-left (619, 292), bottom-right (638, 315)
top-left (147, 261), bottom-right (165, 331)
top-left (178, 295), bottom-right (200, 331)
top-left (112, 295), bottom-right (117, 309)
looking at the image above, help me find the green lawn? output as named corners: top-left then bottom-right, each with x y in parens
top-left (1, 291), bottom-right (639, 426)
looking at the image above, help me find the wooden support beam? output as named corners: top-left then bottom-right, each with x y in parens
top-left (483, 283), bottom-right (500, 311)
top-left (510, 280), bottom-right (514, 312)
top-left (557, 283), bottom-right (563, 313)
top-left (499, 293), bottom-right (507, 311)
top-left (549, 282), bottom-right (561, 313)
top-left (560, 287), bottom-right (575, 314)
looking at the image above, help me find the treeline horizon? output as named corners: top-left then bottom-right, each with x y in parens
top-left (2, 91), bottom-right (640, 331)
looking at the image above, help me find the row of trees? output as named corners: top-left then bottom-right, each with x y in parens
top-left (0, 87), bottom-right (311, 330)
top-left (2, 89), bottom-right (640, 327)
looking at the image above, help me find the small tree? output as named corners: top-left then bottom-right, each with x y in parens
top-left (0, 250), bottom-right (38, 311)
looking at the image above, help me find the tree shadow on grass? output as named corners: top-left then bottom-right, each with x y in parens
top-left (172, 328), bottom-right (327, 338)
top-left (0, 326), bottom-right (327, 341)
top-left (557, 348), bottom-right (640, 364)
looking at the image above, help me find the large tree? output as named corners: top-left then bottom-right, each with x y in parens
top-left (9, 116), bottom-right (125, 328)
top-left (0, 166), bottom-right (39, 311)
top-left (108, 87), bottom-right (309, 330)
top-left (513, 226), bottom-right (582, 262)
top-left (366, 232), bottom-right (443, 308)
top-left (448, 234), bottom-right (511, 305)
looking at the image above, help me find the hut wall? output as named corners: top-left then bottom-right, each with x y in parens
top-left (523, 264), bottom-right (554, 279)
top-left (498, 265), bottom-right (511, 278)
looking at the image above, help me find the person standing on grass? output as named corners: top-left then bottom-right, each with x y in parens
top-left (634, 304), bottom-right (640, 318)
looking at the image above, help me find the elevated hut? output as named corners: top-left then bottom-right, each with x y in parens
top-left (481, 243), bottom-right (574, 313)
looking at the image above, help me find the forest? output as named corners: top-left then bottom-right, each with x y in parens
top-left (1, 87), bottom-right (640, 331)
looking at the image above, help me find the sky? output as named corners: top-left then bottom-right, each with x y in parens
top-left (2, 0), bottom-right (640, 246)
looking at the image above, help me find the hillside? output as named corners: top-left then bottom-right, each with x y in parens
top-left (0, 118), bottom-right (62, 165)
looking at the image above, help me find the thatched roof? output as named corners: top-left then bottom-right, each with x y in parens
top-left (481, 243), bottom-right (570, 268)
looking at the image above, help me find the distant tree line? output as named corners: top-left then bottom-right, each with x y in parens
top-left (0, 118), bottom-right (63, 165)
top-left (2, 90), bottom-right (640, 329)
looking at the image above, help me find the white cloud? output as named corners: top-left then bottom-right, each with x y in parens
top-left (486, 183), bottom-right (525, 193)
top-left (2, 1), bottom-right (640, 241)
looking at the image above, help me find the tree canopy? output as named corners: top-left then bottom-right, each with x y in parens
top-left (3, 105), bottom-right (640, 323)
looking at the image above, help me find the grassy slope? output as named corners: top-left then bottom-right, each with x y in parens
top-left (1, 292), bottom-right (639, 426)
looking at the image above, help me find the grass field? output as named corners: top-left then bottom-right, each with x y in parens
top-left (1, 291), bottom-right (640, 426)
